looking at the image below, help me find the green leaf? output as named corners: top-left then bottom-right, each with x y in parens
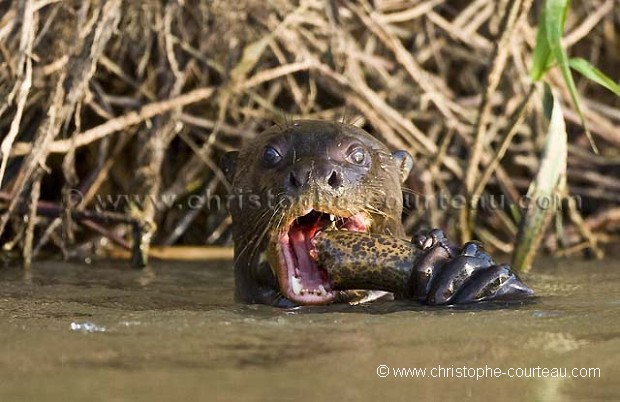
top-left (569, 57), bottom-right (620, 97)
top-left (544, 0), bottom-right (598, 153)
top-left (513, 85), bottom-right (567, 273)
top-left (530, 8), bottom-right (553, 81)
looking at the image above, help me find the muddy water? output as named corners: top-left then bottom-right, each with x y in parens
top-left (0, 254), bottom-right (618, 402)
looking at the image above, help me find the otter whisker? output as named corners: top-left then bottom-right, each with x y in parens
top-left (235, 204), bottom-right (283, 263)
top-left (238, 206), bottom-right (285, 267)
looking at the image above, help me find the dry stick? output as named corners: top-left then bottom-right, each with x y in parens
top-left (427, 129), bottom-right (456, 227)
top-left (32, 101), bottom-right (122, 255)
top-left (61, 102), bottom-right (82, 256)
top-left (268, 41), bottom-right (306, 109)
top-left (2, 195), bottom-right (134, 254)
top-left (158, 86), bottom-right (231, 225)
top-left (0, 0), bottom-right (122, 241)
top-left (22, 171), bottom-right (42, 269)
top-left (584, 98), bottom-right (620, 123)
top-left (0, 74), bottom-right (65, 239)
top-left (133, 10), bottom-right (208, 265)
top-left (568, 169), bottom-right (620, 191)
top-left (565, 196), bottom-right (604, 259)
top-left (360, 0), bottom-right (518, 242)
top-left (11, 87), bottom-right (216, 157)
top-left (128, 5), bottom-right (186, 267)
top-left (0, 0), bottom-right (120, 220)
top-left (378, 0), bottom-right (445, 24)
top-left (34, 217), bottom-right (133, 257)
top-left (451, 0), bottom-right (489, 28)
top-left (472, 85), bottom-right (536, 204)
top-left (313, 60), bottom-right (466, 177)
top-left (461, 0), bottom-right (497, 38)
top-left (180, 114), bottom-right (252, 138)
top-left (80, 220), bottom-right (132, 250)
top-left (0, 191), bottom-right (140, 226)
top-left (563, 107), bottom-right (620, 148)
top-left (424, 15), bottom-right (448, 82)
top-left (32, 217), bottom-right (62, 257)
top-left (131, 116), bottom-right (179, 268)
top-left (583, 207), bottom-right (620, 233)
top-left (350, 1), bottom-right (469, 122)
top-left (567, 145), bottom-right (620, 167)
top-left (162, 175), bottom-right (221, 246)
top-left (239, 61), bottom-right (315, 91)
top-left (426, 11), bottom-right (491, 51)
top-left (343, 59), bottom-right (436, 154)
top-left (98, 55), bottom-right (157, 101)
top-left (564, 0), bottom-right (613, 47)
top-left (460, 0), bottom-right (532, 242)
top-left (82, 133), bottom-right (133, 207)
top-left (206, 216), bottom-right (232, 245)
top-left (0, 0), bottom-right (34, 190)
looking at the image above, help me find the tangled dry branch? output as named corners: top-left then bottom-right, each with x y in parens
top-left (0, 0), bottom-right (618, 266)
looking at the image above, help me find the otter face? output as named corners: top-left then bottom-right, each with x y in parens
top-left (223, 120), bottom-right (413, 306)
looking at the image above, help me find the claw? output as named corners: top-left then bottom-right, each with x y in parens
top-left (460, 241), bottom-right (495, 265)
top-left (452, 264), bottom-right (534, 303)
top-left (425, 250), bottom-right (496, 305)
top-left (412, 229), bottom-right (459, 255)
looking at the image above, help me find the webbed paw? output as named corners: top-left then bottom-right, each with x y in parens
top-left (412, 229), bottom-right (459, 256)
top-left (425, 242), bottom-right (495, 304)
top-left (408, 229), bottom-right (460, 300)
top-left (422, 241), bottom-right (533, 305)
top-left (452, 264), bottom-right (534, 303)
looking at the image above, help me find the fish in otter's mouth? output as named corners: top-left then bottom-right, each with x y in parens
top-left (271, 209), bottom-right (371, 305)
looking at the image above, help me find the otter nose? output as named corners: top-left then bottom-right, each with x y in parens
top-left (287, 164), bottom-right (343, 191)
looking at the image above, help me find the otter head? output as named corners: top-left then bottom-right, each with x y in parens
top-left (222, 120), bottom-right (413, 307)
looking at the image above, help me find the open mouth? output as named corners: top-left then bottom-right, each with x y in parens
top-left (275, 209), bottom-right (370, 305)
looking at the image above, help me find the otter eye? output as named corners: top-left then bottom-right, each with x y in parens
top-left (262, 145), bottom-right (282, 167)
top-left (347, 146), bottom-right (367, 166)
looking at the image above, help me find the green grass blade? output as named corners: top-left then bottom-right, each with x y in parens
top-left (530, 8), bottom-right (553, 81)
top-left (544, 0), bottom-right (598, 152)
top-left (569, 57), bottom-right (620, 96)
top-left (513, 85), bottom-right (567, 273)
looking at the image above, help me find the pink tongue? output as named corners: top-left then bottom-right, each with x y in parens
top-left (289, 228), bottom-right (321, 284)
top-left (342, 215), bottom-right (366, 231)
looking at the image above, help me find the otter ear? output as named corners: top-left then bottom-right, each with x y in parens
top-left (392, 150), bottom-right (413, 183)
top-left (221, 151), bottom-right (239, 182)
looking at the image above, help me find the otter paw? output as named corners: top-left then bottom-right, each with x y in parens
top-left (412, 229), bottom-right (459, 256)
top-left (425, 242), bottom-right (496, 305)
top-left (408, 230), bottom-right (459, 301)
top-left (452, 264), bottom-right (534, 303)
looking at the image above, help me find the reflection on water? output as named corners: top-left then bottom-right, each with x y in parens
top-left (0, 255), bottom-right (618, 401)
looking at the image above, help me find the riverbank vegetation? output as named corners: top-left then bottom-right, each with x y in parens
top-left (0, 0), bottom-right (618, 269)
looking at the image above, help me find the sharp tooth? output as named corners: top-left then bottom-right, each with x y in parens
top-left (291, 275), bottom-right (303, 295)
top-left (259, 252), bottom-right (268, 264)
top-left (422, 237), bottom-right (434, 250)
top-left (318, 284), bottom-right (327, 295)
top-left (329, 214), bottom-right (336, 222)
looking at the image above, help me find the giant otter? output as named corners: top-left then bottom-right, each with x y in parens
top-left (222, 120), bottom-right (532, 307)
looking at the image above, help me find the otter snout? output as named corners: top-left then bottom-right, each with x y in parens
top-left (287, 161), bottom-right (344, 193)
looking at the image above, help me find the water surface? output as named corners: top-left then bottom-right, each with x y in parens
top-left (0, 254), bottom-right (618, 401)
